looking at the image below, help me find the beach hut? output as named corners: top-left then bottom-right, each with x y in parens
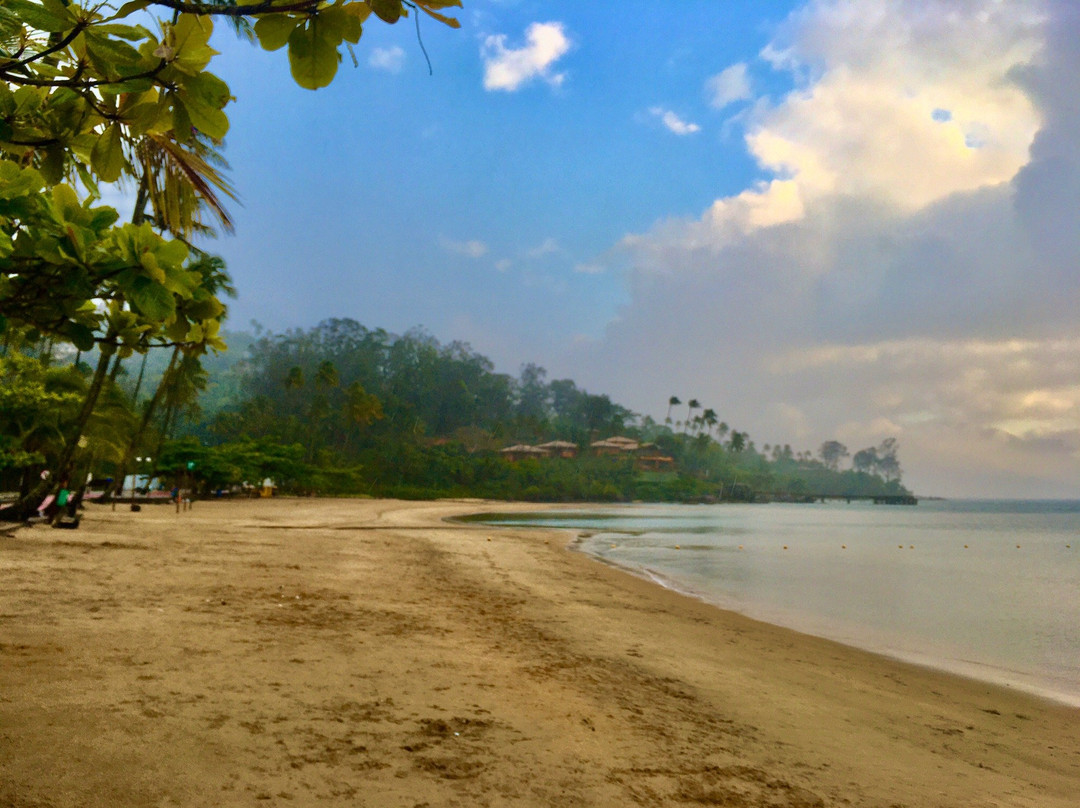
top-left (635, 454), bottom-right (676, 471)
top-left (536, 440), bottom-right (579, 459)
top-left (260, 478), bottom-right (277, 498)
top-left (590, 436), bottom-right (640, 455)
top-left (499, 444), bottom-right (550, 462)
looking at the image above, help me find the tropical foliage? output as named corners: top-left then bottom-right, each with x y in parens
top-left (0, 1), bottom-right (461, 519)
top-left (138, 318), bottom-right (911, 503)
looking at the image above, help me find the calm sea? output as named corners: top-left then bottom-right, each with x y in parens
top-left (481, 500), bottom-right (1080, 706)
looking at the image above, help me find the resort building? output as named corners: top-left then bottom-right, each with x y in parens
top-left (498, 444), bottom-right (550, 462)
top-left (536, 440), bottom-right (579, 459)
top-left (499, 436), bottom-right (674, 471)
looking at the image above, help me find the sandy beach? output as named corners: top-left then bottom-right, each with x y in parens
top-left (1, 498), bottom-right (1077, 807)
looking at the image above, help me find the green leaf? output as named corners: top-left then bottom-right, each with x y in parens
top-left (128, 278), bottom-right (175, 320)
top-left (112, 0), bottom-right (149, 19)
top-left (183, 296), bottom-right (225, 321)
top-left (369, 0), bottom-right (402, 24)
top-left (177, 72), bottom-right (231, 139)
top-left (171, 15), bottom-right (217, 75)
top-left (13, 86), bottom-right (44, 115)
top-left (90, 124), bottom-right (125, 183)
top-left (7, 0), bottom-right (73, 33)
top-left (155, 238), bottom-right (190, 271)
top-left (0, 160), bottom-right (44, 198)
top-left (118, 97), bottom-right (163, 134)
top-left (39, 144), bottom-right (65, 185)
top-left (66, 323), bottom-right (96, 352)
top-left (171, 98), bottom-right (193, 144)
top-left (177, 97), bottom-right (228, 141)
top-left (92, 23), bottom-right (148, 41)
top-left (98, 77), bottom-right (155, 96)
top-left (343, 2), bottom-right (373, 23)
top-left (254, 15), bottom-right (298, 52)
top-left (287, 20), bottom-right (342, 91)
top-left (165, 315), bottom-right (189, 343)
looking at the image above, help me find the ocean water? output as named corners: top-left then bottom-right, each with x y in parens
top-left (481, 500), bottom-right (1080, 706)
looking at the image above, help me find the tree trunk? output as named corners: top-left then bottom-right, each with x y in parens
top-left (131, 350), bottom-right (150, 403)
top-left (106, 345), bottom-right (181, 500)
top-left (0, 345), bottom-right (115, 521)
top-left (108, 352), bottom-right (124, 384)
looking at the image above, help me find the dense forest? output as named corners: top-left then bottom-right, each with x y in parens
top-left (2, 317), bottom-right (912, 506)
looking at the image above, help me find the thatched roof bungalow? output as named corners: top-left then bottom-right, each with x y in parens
top-left (536, 440), bottom-right (579, 458)
top-left (590, 436), bottom-right (640, 455)
top-left (499, 444), bottom-right (550, 462)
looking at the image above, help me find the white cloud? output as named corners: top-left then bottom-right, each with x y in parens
top-left (746, 0), bottom-right (1043, 212)
top-left (706, 63), bottom-right (752, 109)
top-left (527, 237), bottom-right (560, 258)
top-left (482, 22), bottom-right (571, 91)
top-left (561, 0), bottom-right (1080, 497)
top-left (650, 107), bottom-right (701, 136)
top-left (368, 46), bottom-right (405, 74)
top-left (439, 237), bottom-right (489, 258)
top-left (574, 262), bottom-right (605, 275)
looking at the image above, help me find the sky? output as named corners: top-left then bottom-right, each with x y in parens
top-left (189, 0), bottom-right (1080, 499)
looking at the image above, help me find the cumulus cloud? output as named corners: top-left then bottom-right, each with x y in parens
top-left (706, 63), bottom-right (752, 109)
top-left (368, 46), bottom-right (405, 73)
top-left (440, 237), bottom-right (489, 258)
top-left (650, 107), bottom-right (701, 135)
top-left (563, 0), bottom-right (1080, 497)
top-left (482, 22), bottom-right (571, 91)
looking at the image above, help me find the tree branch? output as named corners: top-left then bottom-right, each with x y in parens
top-left (0, 23), bottom-right (87, 72)
top-left (147, 0), bottom-right (322, 16)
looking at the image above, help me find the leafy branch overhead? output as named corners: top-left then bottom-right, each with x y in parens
top-left (1, 0), bottom-right (462, 518)
top-left (2, 0), bottom-right (461, 343)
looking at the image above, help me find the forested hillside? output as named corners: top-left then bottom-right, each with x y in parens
top-left (2, 317), bottom-right (912, 503)
top-left (152, 318), bottom-right (909, 501)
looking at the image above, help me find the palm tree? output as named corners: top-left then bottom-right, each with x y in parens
top-left (314, 360), bottom-right (340, 390)
top-left (132, 131), bottom-right (238, 238)
top-left (340, 382), bottom-right (384, 450)
top-left (665, 396), bottom-right (681, 426)
top-left (284, 366), bottom-right (305, 391)
top-left (702, 408), bottom-right (718, 438)
top-left (106, 257), bottom-right (234, 500)
top-left (685, 399), bottom-right (700, 434)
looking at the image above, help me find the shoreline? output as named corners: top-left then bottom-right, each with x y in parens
top-left (585, 549), bottom-right (1080, 711)
top-left (482, 503), bottom-right (1080, 711)
top-left (2, 497), bottom-right (1078, 807)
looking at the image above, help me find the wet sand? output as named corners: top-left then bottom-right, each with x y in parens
top-left (1, 498), bottom-right (1077, 807)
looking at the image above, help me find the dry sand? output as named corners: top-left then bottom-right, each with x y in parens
top-left (1, 497), bottom-right (1077, 807)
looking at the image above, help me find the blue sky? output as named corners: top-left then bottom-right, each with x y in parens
top-left (193, 1), bottom-right (1080, 498)
top-left (209, 0), bottom-right (797, 338)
